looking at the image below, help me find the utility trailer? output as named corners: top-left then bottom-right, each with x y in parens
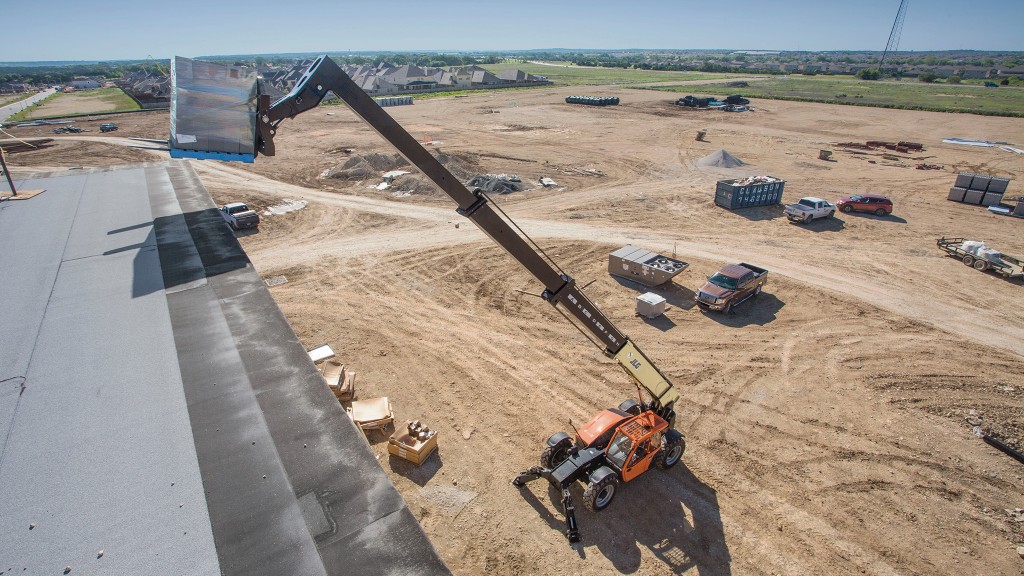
top-left (937, 237), bottom-right (1024, 279)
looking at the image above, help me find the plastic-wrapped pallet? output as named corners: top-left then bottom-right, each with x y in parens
top-left (961, 241), bottom-right (986, 256)
top-left (170, 56), bottom-right (258, 162)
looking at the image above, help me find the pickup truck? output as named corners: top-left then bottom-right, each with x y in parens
top-left (695, 263), bottom-right (768, 313)
top-left (784, 197), bottom-right (835, 224)
top-left (219, 202), bottom-right (260, 230)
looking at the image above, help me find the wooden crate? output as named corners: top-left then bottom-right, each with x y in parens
top-left (387, 431), bottom-right (438, 466)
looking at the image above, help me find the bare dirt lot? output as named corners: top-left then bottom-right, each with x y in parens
top-left (5, 87), bottom-right (1024, 575)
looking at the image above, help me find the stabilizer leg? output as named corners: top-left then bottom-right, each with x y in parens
top-left (512, 466), bottom-right (546, 487)
top-left (562, 488), bottom-right (580, 543)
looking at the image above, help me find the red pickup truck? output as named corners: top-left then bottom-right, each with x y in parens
top-left (695, 263), bottom-right (768, 313)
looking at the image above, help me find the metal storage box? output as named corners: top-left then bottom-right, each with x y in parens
top-left (955, 173), bottom-right (974, 188)
top-left (970, 174), bottom-right (991, 191)
top-left (947, 187), bottom-right (967, 202)
top-left (988, 178), bottom-right (1010, 194)
top-left (715, 176), bottom-right (785, 210)
top-left (963, 190), bottom-right (985, 205)
top-left (636, 293), bottom-right (667, 319)
top-left (982, 192), bottom-right (1004, 206)
top-left (608, 245), bottom-right (688, 287)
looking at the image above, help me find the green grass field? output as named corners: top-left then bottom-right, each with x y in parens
top-left (644, 76), bottom-right (1024, 117)
top-left (0, 92), bottom-right (36, 108)
top-left (7, 87), bottom-right (139, 121)
top-left (481, 62), bottom-right (740, 86)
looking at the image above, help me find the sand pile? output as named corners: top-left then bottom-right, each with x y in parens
top-left (697, 149), bottom-right (746, 168)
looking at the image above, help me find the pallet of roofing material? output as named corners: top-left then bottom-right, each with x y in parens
top-left (608, 245), bottom-right (688, 287)
top-left (936, 237), bottom-right (1024, 279)
top-left (715, 176), bottom-right (785, 210)
top-left (388, 421), bottom-right (439, 466)
top-left (565, 95), bottom-right (619, 106)
top-left (169, 56), bottom-right (258, 162)
top-left (951, 172), bottom-right (1011, 205)
top-left (375, 96), bottom-right (413, 107)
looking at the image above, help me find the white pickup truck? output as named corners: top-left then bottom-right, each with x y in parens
top-left (219, 202), bottom-right (260, 230)
top-left (784, 197), bottom-right (835, 224)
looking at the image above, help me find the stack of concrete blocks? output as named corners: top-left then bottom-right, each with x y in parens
top-left (949, 173), bottom-right (1010, 207)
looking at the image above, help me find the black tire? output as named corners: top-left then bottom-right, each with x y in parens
top-left (754, 284), bottom-right (762, 297)
top-left (657, 436), bottom-right (685, 469)
top-left (962, 255), bottom-right (975, 267)
top-left (841, 204), bottom-right (853, 213)
top-left (874, 208), bottom-right (887, 216)
top-left (826, 211), bottom-right (835, 218)
top-left (617, 399), bottom-right (642, 416)
top-left (722, 300), bottom-right (733, 314)
top-left (540, 442), bottom-right (571, 469)
top-left (583, 475), bottom-right (618, 512)
top-left (973, 259), bottom-right (988, 271)
top-left (803, 215), bottom-right (812, 224)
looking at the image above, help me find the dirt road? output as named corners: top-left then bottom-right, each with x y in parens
top-left (5, 87), bottom-right (1023, 575)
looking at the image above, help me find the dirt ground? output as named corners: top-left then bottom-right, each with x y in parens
top-left (5, 87), bottom-right (1024, 575)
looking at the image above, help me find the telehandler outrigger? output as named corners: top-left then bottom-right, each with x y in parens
top-left (191, 55), bottom-right (685, 544)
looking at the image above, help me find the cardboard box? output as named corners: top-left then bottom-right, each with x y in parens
top-left (388, 430), bottom-right (439, 466)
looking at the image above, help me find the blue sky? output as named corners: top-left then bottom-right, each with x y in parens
top-left (3, 0), bottom-right (1022, 61)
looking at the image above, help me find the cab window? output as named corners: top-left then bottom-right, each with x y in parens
top-left (606, 432), bottom-right (633, 469)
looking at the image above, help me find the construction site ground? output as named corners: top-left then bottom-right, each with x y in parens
top-left (4, 86), bottom-right (1024, 575)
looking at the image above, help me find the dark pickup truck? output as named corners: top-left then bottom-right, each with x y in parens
top-left (695, 263), bottom-right (768, 313)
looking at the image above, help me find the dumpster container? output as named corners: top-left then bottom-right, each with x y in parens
top-left (714, 176), bottom-right (785, 210)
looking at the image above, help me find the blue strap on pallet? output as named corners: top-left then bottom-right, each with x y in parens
top-left (169, 148), bottom-right (254, 163)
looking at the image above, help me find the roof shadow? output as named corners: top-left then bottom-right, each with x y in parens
top-left (114, 208), bottom-right (251, 298)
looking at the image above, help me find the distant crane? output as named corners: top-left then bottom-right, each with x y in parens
top-left (143, 54), bottom-right (168, 77)
top-left (878, 0), bottom-right (910, 74)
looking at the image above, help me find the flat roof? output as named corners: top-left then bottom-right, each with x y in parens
top-left (0, 161), bottom-right (447, 575)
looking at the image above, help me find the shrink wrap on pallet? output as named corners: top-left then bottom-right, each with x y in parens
top-left (170, 56), bottom-right (258, 160)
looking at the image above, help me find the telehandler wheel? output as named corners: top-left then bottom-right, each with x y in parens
top-left (583, 475), bottom-right (618, 512)
top-left (657, 435), bottom-right (685, 469)
top-left (540, 442), bottom-right (571, 469)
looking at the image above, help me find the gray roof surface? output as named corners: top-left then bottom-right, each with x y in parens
top-left (0, 161), bottom-right (448, 575)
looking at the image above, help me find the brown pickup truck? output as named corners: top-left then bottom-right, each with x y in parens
top-left (695, 263), bottom-right (768, 313)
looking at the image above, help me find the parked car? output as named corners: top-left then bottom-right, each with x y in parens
top-left (218, 202), bottom-right (260, 230)
top-left (784, 197), bottom-right (835, 223)
top-left (836, 194), bottom-right (892, 216)
top-left (99, 123), bottom-right (118, 132)
top-left (695, 263), bottom-right (768, 314)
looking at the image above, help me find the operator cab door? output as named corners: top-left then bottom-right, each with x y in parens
top-left (620, 430), bottom-right (661, 482)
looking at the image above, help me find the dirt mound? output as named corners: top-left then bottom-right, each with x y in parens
top-left (697, 148), bottom-right (746, 168)
top-left (328, 153), bottom-right (410, 180)
top-left (435, 152), bottom-right (479, 180)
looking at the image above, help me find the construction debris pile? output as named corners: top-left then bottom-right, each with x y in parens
top-left (676, 94), bottom-right (751, 112)
top-left (948, 172), bottom-right (1011, 207)
top-left (467, 174), bottom-right (527, 194)
top-left (564, 96), bottom-right (619, 106)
